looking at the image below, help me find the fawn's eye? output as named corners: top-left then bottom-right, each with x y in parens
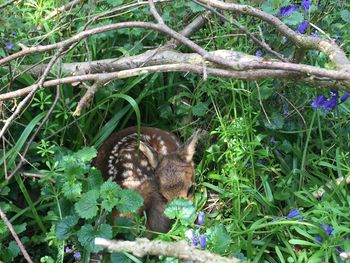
top-left (187, 185), bottom-right (194, 196)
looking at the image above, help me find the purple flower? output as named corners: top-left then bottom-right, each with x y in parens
top-left (311, 95), bottom-right (327, 109)
top-left (311, 31), bottom-right (320, 38)
top-left (321, 224), bottom-right (333, 235)
top-left (185, 229), bottom-right (198, 246)
top-left (287, 209), bottom-right (300, 219)
top-left (65, 246), bottom-right (72, 253)
top-left (197, 212), bottom-right (205, 225)
top-left (199, 235), bottom-right (206, 248)
top-left (11, 31), bottom-right (16, 36)
top-left (301, 0), bottom-right (310, 11)
top-left (297, 20), bottom-right (309, 34)
top-left (256, 50), bottom-right (263, 57)
top-left (315, 236), bottom-right (323, 243)
top-left (279, 5), bottom-right (298, 17)
top-left (73, 252), bottom-right (81, 260)
top-left (6, 42), bottom-right (13, 49)
top-left (297, 217), bottom-right (304, 222)
top-left (321, 97), bottom-right (338, 111)
top-left (341, 93), bottom-right (350, 103)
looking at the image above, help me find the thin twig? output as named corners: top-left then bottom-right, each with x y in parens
top-left (0, 207), bottom-right (33, 263)
top-left (148, 0), bottom-right (165, 24)
top-left (0, 0), bottom-right (21, 9)
top-left (6, 85), bottom-right (60, 180)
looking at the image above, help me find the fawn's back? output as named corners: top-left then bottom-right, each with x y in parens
top-left (94, 126), bottom-right (200, 232)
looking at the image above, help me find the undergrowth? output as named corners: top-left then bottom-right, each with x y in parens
top-left (1, 0), bottom-right (350, 262)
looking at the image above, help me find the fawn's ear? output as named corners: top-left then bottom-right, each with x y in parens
top-left (139, 141), bottom-right (158, 168)
top-left (178, 129), bottom-right (201, 163)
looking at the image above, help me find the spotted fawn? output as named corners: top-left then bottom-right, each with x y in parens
top-left (94, 126), bottom-right (200, 233)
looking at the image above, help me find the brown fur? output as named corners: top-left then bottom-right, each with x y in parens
top-left (94, 126), bottom-right (200, 233)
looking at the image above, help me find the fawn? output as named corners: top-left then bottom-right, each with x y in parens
top-left (94, 126), bottom-right (200, 233)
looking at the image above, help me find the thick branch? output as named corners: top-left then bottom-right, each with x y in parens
top-left (95, 237), bottom-right (244, 263)
top-left (196, 0), bottom-right (350, 71)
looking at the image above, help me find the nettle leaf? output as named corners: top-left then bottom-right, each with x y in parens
top-left (264, 112), bottom-right (284, 130)
top-left (164, 198), bottom-right (196, 225)
top-left (77, 224), bottom-right (113, 252)
top-left (192, 102), bottom-right (208, 117)
top-left (341, 10), bottom-right (350, 22)
top-left (100, 180), bottom-right (122, 212)
top-left (62, 181), bottom-right (82, 200)
top-left (56, 215), bottom-right (79, 240)
top-left (282, 12), bottom-right (304, 26)
top-left (117, 189), bottom-right (143, 213)
top-left (206, 224), bottom-right (231, 254)
top-left (60, 156), bottom-right (84, 179)
top-left (75, 190), bottom-right (99, 219)
top-left (74, 147), bottom-right (97, 162)
top-left (87, 168), bottom-right (104, 191)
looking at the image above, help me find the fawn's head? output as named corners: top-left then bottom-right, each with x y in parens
top-left (139, 130), bottom-right (201, 202)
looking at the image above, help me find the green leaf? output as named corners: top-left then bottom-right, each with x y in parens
top-left (164, 198), bottom-right (196, 225)
top-left (118, 189), bottom-right (143, 213)
top-left (111, 253), bottom-right (132, 263)
top-left (0, 186), bottom-right (10, 196)
top-left (192, 102), bottom-right (208, 117)
top-left (206, 224), bottom-right (231, 254)
top-left (78, 224), bottom-right (113, 252)
top-left (75, 190), bottom-right (99, 219)
top-left (74, 147), bottom-right (97, 162)
top-left (56, 216), bottom-right (79, 240)
top-left (62, 181), bottom-right (82, 200)
top-left (100, 180), bottom-right (122, 212)
top-left (282, 12), bottom-right (304, 26)
top-left (8, 241), bottom-right (20, 258)
top-left (186, 2), bottom-right (205, 13)
top-left (264, 112), bottom-right (284, 130)
top-left (87, 169), bottom-right (104, 190)
top-left (341, 10), bottom-right (350, 22)
top-left (107, 0), bottom-right (123, 6)
top-left (259, 86), bottom-right (273, 100)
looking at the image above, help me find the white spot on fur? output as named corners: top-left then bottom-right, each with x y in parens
top-left (122, 179), bottom-right (141, 189)
top-left (122, 170), bottom-right (133, 178)
top-left (140, 159), bottom-right (148, 167)
top-left (160, 145), bottom-right (168, 155)
top-left (123, 163), bottom-right (133, 169)
top-left (124, 153), bottom-right (131, 159)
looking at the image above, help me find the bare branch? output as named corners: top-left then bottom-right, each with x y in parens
top-left (0, 207), bottom-right (33, 263)
top-left (73, 81), bottom-right (103, 116)
top-left (149, 0), bottom-right (165, 24)
top-left (95, 237), bottom-right (245, 263)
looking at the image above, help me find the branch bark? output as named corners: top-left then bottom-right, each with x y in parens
top-left (95, 237), bottom-right (245, 263)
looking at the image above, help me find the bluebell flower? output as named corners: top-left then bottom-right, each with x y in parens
top-left (6, 42), bottom-right (13, 49)
top-left (287, 209), bottom-right (300, 219)
top-left (199, 235), bottom-right (206, 248)
top-left (11, 31), bottom-right (16, 36)
top-left (279, 5), bottom-right (298, 17)
top-left (321, 224), bottom-right (333, 235)
top-left (311, 95), bottom-right (327, 109)
top-left (311, 31), bottom-right (320, 38)
top-left (297, 217), bottom-right (304, 222)
top-left (197, 212), bottom-right (205, 225)
top-left (297, 20), bottom-right (309, 34)
top-left (341, 93), bottom-right (350, 103)
top-left (301, 0), bottom-right (310, 11)
top-left (314, 236), bottom-right (323, 243)
top-left (65, 246), bottom-right (72, 253)
top-left (185, 229), bottom-right (198, 246)
top-left (321, 97), bottom-right (337, 112)
top-left (256, 50), bottom-right (263, 57)
top-left (73, 252), bottom-right (81, 260)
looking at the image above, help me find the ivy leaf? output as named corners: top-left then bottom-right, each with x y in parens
top-left (100, 180), bottom-right (122, 212)
top-left (75, 190), bottom-right (99, 219)
top-left (56, 215), bottom-right (79, 240)
top-left (164, 198), bottom-right (196, 225)
top-left (117, 189), bottom-right (143, 213)
top-left (206, 224), bottom-right (231, 254)
top-left (62, 181), bottom-right (82, 200)
top-left (74, 147), bottom-right (97, 162)
top-left (77, 224), bottom-right (113, 252)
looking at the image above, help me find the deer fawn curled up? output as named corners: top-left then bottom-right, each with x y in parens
top-left (94, 126), bottom-right (200, 233)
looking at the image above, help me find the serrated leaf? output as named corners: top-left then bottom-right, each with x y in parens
top-left (87, 168), bottom-right (104, 190)
top-left (74, 147), bottom-right (97, 162)
top-left (62, 181), bottom-right (82, 200)
top-left (164, 198), bottom-right (196, 225)
top-left (192, 102), bottom-right (208, 117)
top-left (75, 190), bottom-right (99, 219)
top-left (100, 180), bottom-right (122, 212)
top-left (111, 253), bottom-right (132, 263)
top-left (118, 189), bottom-right (143, 213)
top-left (78, 224), bottom-right (113, 252)
top-left (56, 216), bottom-right (79, 240)
top-left (341, 10), bottom-right (350, 22)
top-left (206, 224), bottom-right (231, 254)
top-left (282, 12), bottom-right (304, 26)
